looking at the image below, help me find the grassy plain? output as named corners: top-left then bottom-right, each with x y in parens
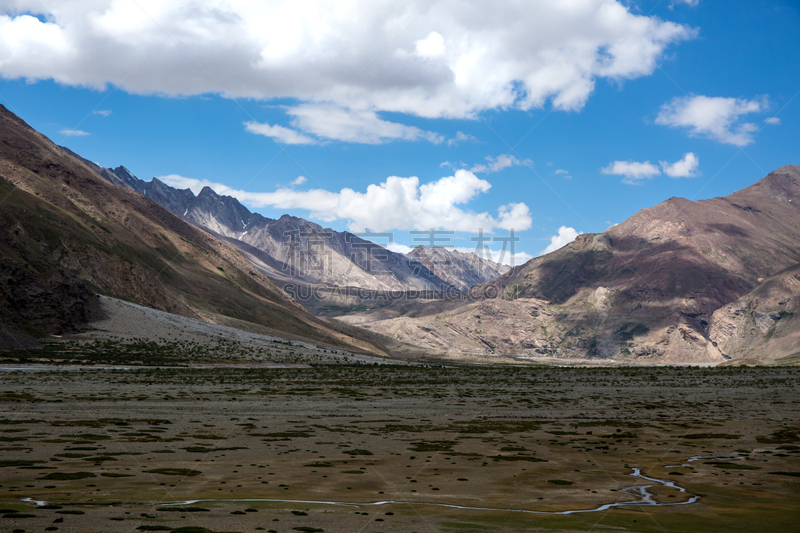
top-left (0, 365), bottom-right (798, 532)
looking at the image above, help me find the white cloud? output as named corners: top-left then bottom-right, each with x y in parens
top-left (555, 169), bottom-right (572, 179)
top-left (541, 226), bottom-right (582, 255)
top-left (59, 128), bottom-right (89, 136)
top-left (159, 169), bottom-right (532, 233)
top-left (285, 105), bottom-right (443, 144)
top-left (243, 120), bottom-right (317, 145)
top-left (415, 31), bottom-right (445, 58)
top-left (764, 117), bottom-right (780, 125)
top-left (0, 1), bottom-right (695, 141)
top-left (601, 159), bottom-right (661, 184)
top-left (497, 250), bottom-right (533, 267)
top-left (496, 202), bottom-right (531, 230)
top-left (93, 109), bottom-right (111, 116)
top-left (290, 176), bottom-right (307, 186)
top-left (670, 0), bottom-right (700, 7)
top-left (159, 174), bottom-right (212, 194)
top-left (386, 242), bottom-right (414, 255)
top-left (470, 154), bottom-right (532, 173)
top-left (655, 95), bottom-right (768, 146)
top-left (660, 152), bottom-right (699, 178)
top-left (447, 131), bottom-right (476, 146)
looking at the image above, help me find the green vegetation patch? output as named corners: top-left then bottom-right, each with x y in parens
top-left (0, 460), bottom-right (45, 467)
top-left (261, 431), bottom-right (312, 438)
top-left (342, 449), bottom-right (373, 455)
top-left (63, 432), bottom-right (112, 441)
top-left (768, 471), bottom-right (800, 477)
top-left (182, 446), bottom-right (247, 453)
top-left (40, 471), bottom-right (96, 480)
top-left (757, 428), bottom-right (799, 444)
top-left (146, 468), bottom-right (202, 476)
top-left (704, 461), bottom-right (760, 470)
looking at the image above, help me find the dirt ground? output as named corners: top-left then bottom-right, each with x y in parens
top-left (0, 365), bottom-right (798, 532)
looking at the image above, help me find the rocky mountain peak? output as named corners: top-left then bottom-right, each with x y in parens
top-left (406, 245), bottom-right (511, 291)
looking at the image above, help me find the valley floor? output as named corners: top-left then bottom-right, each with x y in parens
top-left (0, 365), bottom-right (798, 532)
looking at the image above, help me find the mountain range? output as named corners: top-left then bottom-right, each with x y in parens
top-left (339, 165), bottom-right (800, 364)
top-left (1, 104), bottom-right (798, 364)
top-left (70, 152), bottom-right (509, 296)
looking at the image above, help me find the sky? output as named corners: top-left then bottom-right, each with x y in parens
top-left (0, 0), bottom-right (798, 265)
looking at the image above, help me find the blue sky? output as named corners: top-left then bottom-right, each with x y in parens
top-left (0, 0), bottom-right (797, 264)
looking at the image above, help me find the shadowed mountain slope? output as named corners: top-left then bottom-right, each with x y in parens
top-left (0, 105), bottom-right (388, 354)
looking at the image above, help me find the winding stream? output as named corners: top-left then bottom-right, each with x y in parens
top-left (22, 457), bottom-right (736, 515)
top-left (152, 466), bottom-right (698, 516)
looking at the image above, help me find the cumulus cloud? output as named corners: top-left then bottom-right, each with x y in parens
top-left (661, 152), bottom-right (699, 178)
top-left (59, 128), bottom-right (89, 136)
top-left (656, 95), bottom-right (768, 146)
top-left (93, 109), bottom-right (112, 116)
top-left (601, 159), bottom-right (661, 184)
top-left (764, 117), bottom-right (780, 125)
top-left (290, 176), bottom-right (307, 186)
top-left (0, 1), bottom-right (695, 142)
top-left (555, 169), bottom-right (572, 179)
top-left (159, 169), bottom-right (532, 233)
top-left (470, 154), bottom-right (532, 173)
top-left (541, 226), bottom-right (582, 255)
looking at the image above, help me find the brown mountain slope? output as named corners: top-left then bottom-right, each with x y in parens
top-left (0, 105), bottom-right (387, 354)
top-left (340, 166), bottom-right (800, 363)
top-left (708, 263), bottom-right (800, 364)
